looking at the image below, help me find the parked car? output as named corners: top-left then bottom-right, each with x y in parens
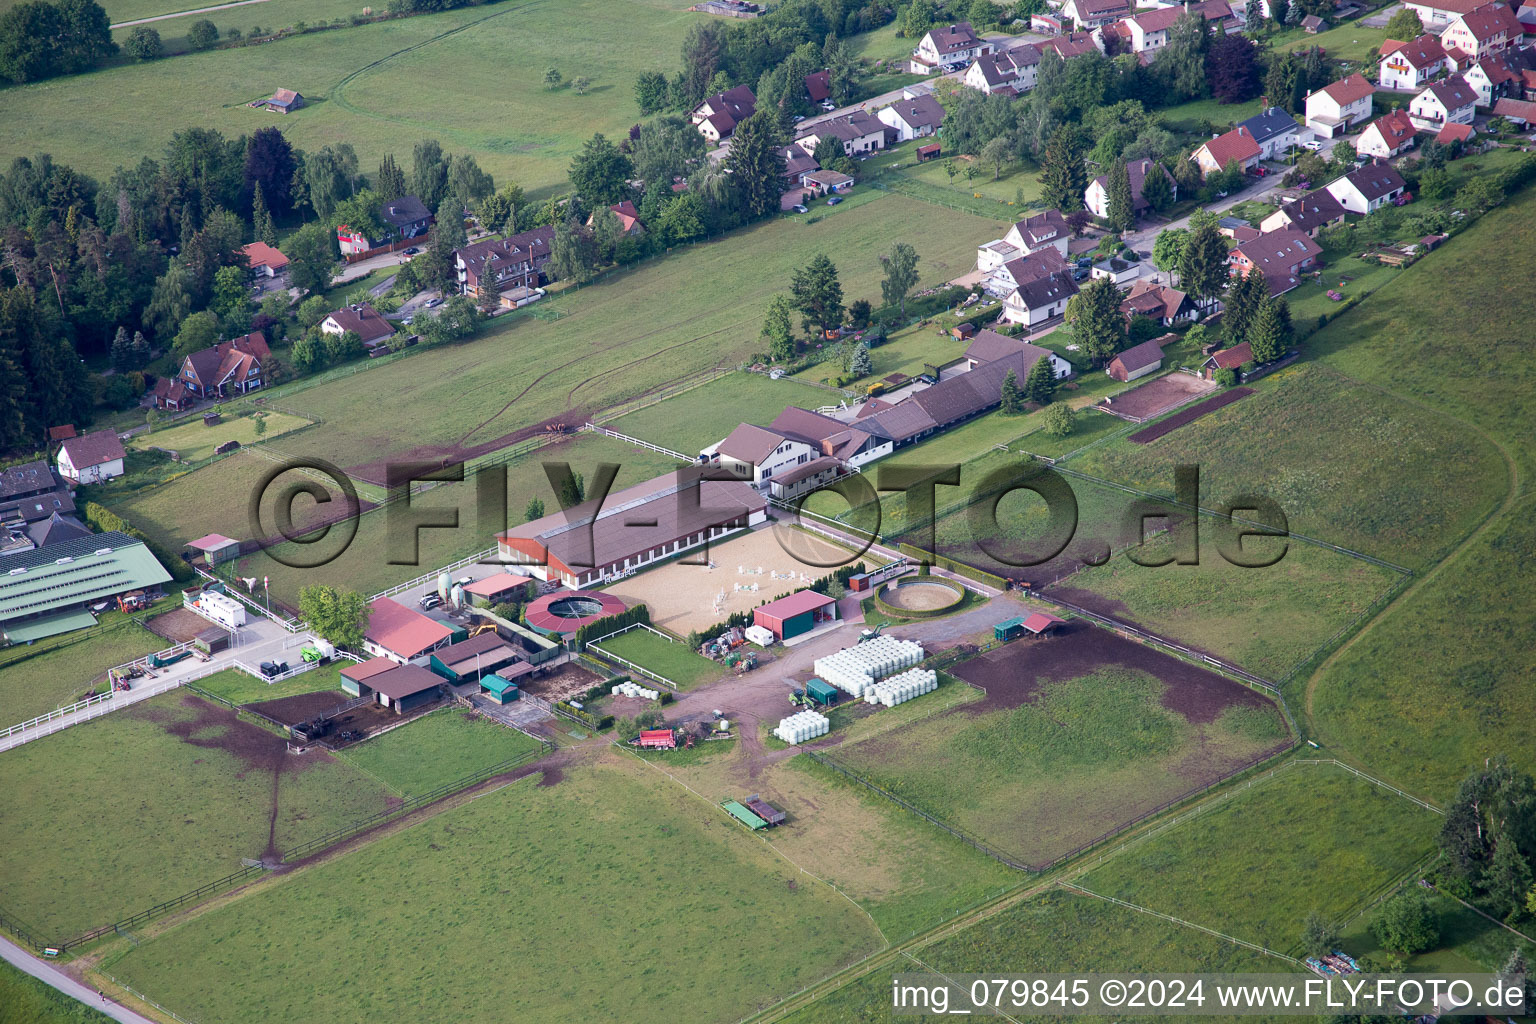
top-left (426, 297), bottom-right (444, 308)
top-left (1072, 268), bottom-right (1090, 281)
top-left (791, 204), bottom-right (809, 213)
top-left (1253, 166), bottom-right (1269, 177)
top-left (419, 593), bottom-right (442, 610)
top-left (1076, 256), bottom-right (1093, 268)
top-left (1215, 189), bottom-right (1229, 198)
top-left (791, 115), bottom-right (805, 123)
top-left (403, 246), bottom-right (421, 255)
top-left (1393, 192), bottom-right (1413, 206)
top-left (1301, 139), bottom-right (1322, 151)
top-left (826, 195), bottom-right (844, 205)
top-left (820, 99), bottom-right (835, 111)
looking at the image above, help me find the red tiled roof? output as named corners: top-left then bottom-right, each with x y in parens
top-left (341, 656), bottom-right (399, 683)
top-left (1208, 342), bottom-right (1253, 369)
top-left (1317, 72), bottom-right (1375, 105)
top-left (805, 69), bottom-right (831, 103)
top-left (366, 597), bottom-right (454, 660)
top-left (1436, 121), bottom-right (1477, 143)
top-left (1198, 126), bottom-right (1262, 167)
top-left (755, 589), bottom-right (836, 622)
top-left (1368, 109), bottom-right (1418, 148)
top-left (462, 572), bottom-right (534, 597)
top-left (240, 241), bottom-right (288, 271)
top-left (1454, 2), bottom-right (1521, 41)
top-left (47, 425), bottom-right (76, 441)
top-left (1381, 34), bottom-right (1446, 69)
top-left (1022, 612), bottom-right (1065, 633)
top-left (323, 303), bottom-right (395, 344)
top-left (1419, 74), bottom-right (1478, 110)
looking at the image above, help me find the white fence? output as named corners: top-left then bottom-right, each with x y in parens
top-left (233, 658), bottom-right (321, 685)
top-left (369, 546), bottom-right (500, 603)
top-left (195, 569), bottom-right (304, 632)
top-left (582, 423), bottom-right (690, 462)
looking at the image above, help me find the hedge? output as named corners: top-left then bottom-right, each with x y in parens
top-left (871, 573), bottom-right (967, 620)
top-left (896, 542), bottom-right (1007, 590)
top-left (572, 604), bottom-right (650, 651)
top-left (553, 701), bottom-right (613, 731)
top-left (83, 501), bottom-right (194, 583)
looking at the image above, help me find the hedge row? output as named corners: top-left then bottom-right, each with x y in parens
top-left (83, 501), bottom-right (194, 583)
top-left (572, 604), bottom-right (650, 651)
top-left (895, 542), bottom-right (1007, 590)
top-left (553, 701), bottom-right (613, 731)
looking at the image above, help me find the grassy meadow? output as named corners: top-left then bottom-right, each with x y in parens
top-left (826, 667), bottom-right (1288, 867)
top-left (107, 756), bottom-right (885, 1024)
top-left (605, 371), bottom-right (838, 455)
top-left (0, 621), bottom-right (164, 724)
top-left (1078, 761), bottom-right (1442, 953)
top-left (590, 628), bottom-right (723, 689)
top-left (130, 410), bottom-right (311, 463)
top-left (0, 691), bottom-right (392, 939)
top-left (779, 888), bottom-right (1293, 1024)
top-left (0, 958), bottom-right (115, 1024)
top-left (190, 664), bottom-right (350, 706)
top-left (336, 708), bottom-right (546, 797)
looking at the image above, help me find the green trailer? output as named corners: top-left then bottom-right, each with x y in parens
top-left (722, 800), bottom-right (768, 830)
top-left (805, 678), bottom-right (839, 706)
top-left (994, 616), bottom-right (1026, 642)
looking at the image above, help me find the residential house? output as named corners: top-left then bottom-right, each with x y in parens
top-left (1227, 228), bottom-right (1323, 294)
top-left (877, 93), bottom-right (946, 140)
top-left (1084, 159), bottom-right (1176, 219)
top-left (1441, 2), bottom-right (1522, 58)
top-left (321, 303), bottom-right (396, 352)
top-left (1520, 0), bottom-right (1536, 32)
top-left (379, 195), bottom-right (432, 241)
top-left (1409, 74), bottom-right (1478, 127)
top-left (1379, 35), bottom-right (1448, 89)
top-left (1201, 341), bottom-right (1254, 379)
top-left (588, 200), bottom-right (644, 235)
top-left (691, 85), bottom-right (758, 143)
top-left (1260, 188), bottom-right (1347, 236)
top-left (964, 43), bottom-right (1042, 94)
top-left (780, 145), bottom-right (819, 186)
top-left (56, 430), bottom-right (125, 485)
top-left (999, 267), bottom-right (1080, 326)
top-left (1357, 109), bottom-right (1420, 157)
top-left (1113, 0), bottom-right (1233, 53)
top-left (1091, 256), bottom-right (1143, 285)
top-left (985, 247), bottom-right (1074, 296)
top-left (909, 21), bottom-right (991, 73)
top-left (1302, 13), bottom-right (1328, 31)
top-left (1060, 0), bottom-right (1131, 30)
top-left (700, 424), bottom-right (819, 490)
top-left (166, 332), bottom-right (269, 405)
top-left (962, 331), bottom-right (1073, 378)
top-left (453, 226), bottom-right (556, 302)
top-left (1191, 125), bottom-right (1262, 178)
top-left (1304, 73), bottom-right (1377, 136)
top-left (1105, 338), bottom-right (1166, 382)
top-left (804, 69), bottom-right (832, 105)
top-left (802, 169), bottom-right (855, 197)
top-left (770, 407), bottom-right (892, 468)
top-left (1462, 51), bottom-right (1522, 105)
top-left (977, 209), bottom-right (1072, 272)
top-left (240, 241), bottom-right (288, 278)
top-left (257, 88), bottom-right (304, 113)
top-left (1118, 280), bottom-right (1198, 326)
top-left (1040, 32), bottom-right (1100, 59)
top-left (1237, 107), bottom-right (1312, 158)
top-left (796, 110), bottom-right (886, 157)
top-left (1402, 0), bottom-right (1491, 27)
top-left (1325, 161), bottom-right (1408, 212)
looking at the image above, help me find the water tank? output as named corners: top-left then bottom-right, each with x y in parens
top-left (437, 572), bottom-right (451, 601)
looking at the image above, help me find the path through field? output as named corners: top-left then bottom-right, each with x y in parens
top-left (0, 934), bottom-right (156, 1024)
top-left (111, 0), bottom-right (269, 28)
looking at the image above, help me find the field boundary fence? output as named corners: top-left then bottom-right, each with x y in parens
top-left (102, 973), bottom-right (203, 1024)
top-left (1274, 569), bottom-right (1415, 695)
top-left (587, 625), bottom-right (682, 690)
top-left (591, 367), bottom-right (734, 425)
top-left (581, 423), bottom-right (690, 462)
top-left (1061, 884), bottom-right (1301, 964)
top-left (368, 546), bottom-right (499, 602)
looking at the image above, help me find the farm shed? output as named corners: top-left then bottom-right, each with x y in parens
top-left (805, 678), bottom-right (840, 706)
top-left (994, 616), bottom-right (1027, 641)
top-left (258, 88), bottom-right (304, 113)
top-left (479, 673), bottom-right (521, 704)
top-left (753, 589), bottom-right (838, 641)
top-left (1022, 612), bottom-right (1065, 634)
top-left (366, 664), bottom-right (445, 714)
top-left (744, 797), bottom-right (786, 826)
top-left (637, 729), bottom-right (677, 749)
top-left (194, 626), bottom-right (232, 654)
top-left (428, 632), bottom-right (522, 682)
top-left (917, 142), bottom-right (942, 161)
top-left (340, 657), bottom-right (399, 697)
top-left (364, 596), bottom-right (459, 663)
top-left (461, 572), bottom-right (535, 607)
top-left (723, 801), bottom-right (768, 830)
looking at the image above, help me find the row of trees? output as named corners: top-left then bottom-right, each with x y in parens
top-left (0, 0), bottom-right (113, 84)
top-left (757, 243), bottom-right (920, 365)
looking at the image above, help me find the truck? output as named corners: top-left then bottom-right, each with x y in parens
top-left (300, 639), bottom-right (336, 663)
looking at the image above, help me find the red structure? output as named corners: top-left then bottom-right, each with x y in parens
top-left (523, 590), bottom-right (627, 636)
top-left (753, 590), bottom-right (838, 641)
top-left (1022, 612), bottom-right (1065, 634)
top-left (637, 729), bottom-right (677, 749)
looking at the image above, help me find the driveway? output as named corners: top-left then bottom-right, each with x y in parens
top-left (330, 246), bottom-right (427, 286)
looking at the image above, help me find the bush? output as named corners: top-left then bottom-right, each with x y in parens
top-left (186, 19), bottom-right (219, 49)
top-left (1214, 367), bottom-right (1239, 387)
top-left (124, 26), bottom-right (164, 60)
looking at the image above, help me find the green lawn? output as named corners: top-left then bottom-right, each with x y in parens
top-left (0, 691), bottom-right (392, 939)
top-left (1060, 535), bottom-right (1403, 681)
top-left (1156, 95), bottom-right (1264, 135)
top-left (108, 756), bottom-right (885, 1024)
top-left (590, 627), bottom-right (722, 689)
top-left (780, 888), bottom-right (1293, 1024)
top-left (1338, 888), bottom-right (1536, 974)
top-left (1275, 19), bottom-right (1391, 65)
top-left (190, 664), bottom-right (349, 706)
top-left (827, 666), bottom-right (1287, 867)
top-left (605, 371), bottom-right (838, 455)
top-left (888, 142), bottom-right (1047, 213)
top-left (0, 622), bottom-right (165, 724)
top-left (793, 321), bottom-right (965, 388)
top-left (1070, 362), bottom-right (1507, 571)
top-left (336, 708), bottom-right (546, 797)
top-left (130, 410), bottom-right (311, 464)
top-left (1079, 761), bottom-right (1442, 953)
top-left (0, 958), bottom-right (114, 1024)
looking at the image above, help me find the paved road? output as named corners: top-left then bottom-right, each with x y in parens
top-left (0, 934), bottom-right (156, 1024)
top-left (330, 246), bottom-right (426, 286)
top-left (112, 0), bottom-right (269, 28)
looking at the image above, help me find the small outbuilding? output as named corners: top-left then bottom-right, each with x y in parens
top-left (1105, 338), bottom-right (1165, 383)
top-left (194, 626), bottom-right (232, 654)
top-left (186, 532), bottom-right (241, 567)
top-left (340, 657), bottom-right (399, 697)
top-left (367, 664), bottom-right (445, 714)
top-left (258, 88), bottom-right (305, 113)
top-left (916, 142), bottom-right (942, 162)
top-left (753, 589), bottom-right (839, 641)
top-left (427, 631), bottom-right (522, 682)
top-left (1021, 612), bottom-right (1065, 634)
top-left (805, 678), bottom-right (840, 706)
top-left (479, 673), bottom-right (521, 704)
top-left (461, 573), bottom-right (535, 607)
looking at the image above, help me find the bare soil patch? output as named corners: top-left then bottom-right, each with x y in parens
top-left (144, 607), bottom-right (212, 644)
top-left (242, 690), bottom-right (436, 742)
top-left (1102, 373), bottom-right (1216, 422)
top-left (519, 661), bottom-right (603, 702)
top-left (951, 621), bottom-right (1269, 723)
top-left (1130, 388), bottom-right (1253, 444)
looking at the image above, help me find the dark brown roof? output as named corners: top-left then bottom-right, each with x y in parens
top-left (1420, 74), bottom-right (1478, 110)
top-left (1206, 342), bottom-right (1253, 370)
top-left (770, 407), bottom-right (854, 445)
top-left (1382, 34), bottom-right (1446, 69)
top-left (805, 69), bottom-right (831, 103)
top-left (1230, 228), bottom-right (1323, 271)
top-left (366, 664), bottom-right (446, 701)
top-left (923, 21), bottom-right (981, 54)
top-left (1274, 188), bottom-right (1345, 232)
top-left (1336, 163), bottom-right (1407, 202)
top-left (716, 423), bottom-right (789, 464)
top-left (884, 94), bottom-right (946, 130)
top-left (1111, 338), bottom-right (1165, 373)
top-left (59, 429), bottom-right (124, 469)
top-left (0, 461), bottom-right (58, 501)
top-left (323, 303), bottom-right (395, 344)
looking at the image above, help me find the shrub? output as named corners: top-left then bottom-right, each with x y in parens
top-left (186, 19), bottom-right (219, 49)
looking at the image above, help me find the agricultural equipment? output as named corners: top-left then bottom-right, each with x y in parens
top-left (116, 591), bottom-right (149, 613)
top-left (289, 717), bottom-right (331, 743)
top-left (149, 650), bottom-right (190, 668)
top-left (113, 678), bottom-right (131, 692)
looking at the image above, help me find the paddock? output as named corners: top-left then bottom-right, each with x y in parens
top-left (601, 526), bottom-right (858, 636)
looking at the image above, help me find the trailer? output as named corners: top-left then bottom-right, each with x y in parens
top-left (744, 796), bottom-right (786, 826)
top-left (804, 678), bottom-right (840, 707)
top-left (994, 616), bottom-right (1027, 642)
top-left (722, 800), bottom-right (768, 830)
top-left (636, 728), bottom-right (677, 750)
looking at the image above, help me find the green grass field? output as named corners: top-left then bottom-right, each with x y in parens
top-left (190, 664), bottom-right (349, 705)
top-left (590, 627), bottom-right (722, 689)
top-left (1069, 362), bottom-right (1507, 570)
top-left (336, 708), bottom-right (546, 796)
top-left (827, 667), bottom-right (1287, 867)
top-left (0, 622), bottom-right (165, 724)
top-left (1338, 887), bottom-right (1536, 974)
top-left (1078, 761), bottom-right (1442, 953)
top-left (0, 691), bottom-right (392, 939)
top-left (130, 410), bottom-right (311, 463)
top-left (779, 888), bottom-right (1292, 1024)
top-left (1060, 535), bottom-right (1403, 681)
top-left (1304, 182), bottom-right (1536, 800)
top-left (0, 958), bottom-right (114, 1024)
top-left (604, 371), bottom-right (837, 455)
top-left (108, 756), bottom-right (885, 1024)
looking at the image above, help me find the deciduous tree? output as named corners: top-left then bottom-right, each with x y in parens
top-left (569, 134), bottom-right (633, 207)
top-left (761, 294), bottom-right (797, 363)
top-left (1371, 890), bottom-right (1437, 955)
top-left (298, 585), bottom-right (371, 649)
top-left (880, 242), bottom-right (921, 317)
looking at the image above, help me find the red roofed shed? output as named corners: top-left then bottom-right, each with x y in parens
top-left (753, 589), bottom-right (839, 641)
